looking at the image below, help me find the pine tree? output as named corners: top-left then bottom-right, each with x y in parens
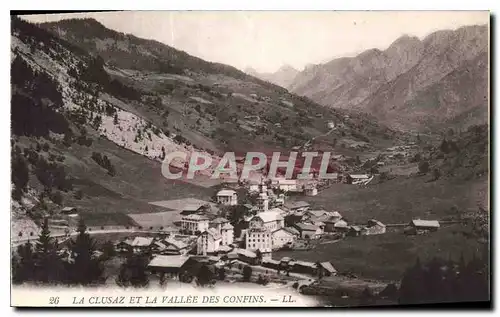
top-left (69, 218), bottom-right (103, 285)
top-left (34, 218), bottom-right (65, 283)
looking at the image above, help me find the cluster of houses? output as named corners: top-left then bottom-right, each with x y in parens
top-left (109, 174), bottom-right (441, 284)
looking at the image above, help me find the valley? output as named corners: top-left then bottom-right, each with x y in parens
top-left (10, 14), bottom-right (489, 307)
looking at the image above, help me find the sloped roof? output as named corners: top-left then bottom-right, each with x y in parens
top-left (154, 241), bottom-right (167, 250)
top-left (273, 227), bottom-right (299, 236)
top-left (206, 227), bottom-right (222, 240)
top-left (183, 214), bottom-right (209, 221)
top-left (307, 210), bottom-right (329, 218)
top-left (148, 255), bottom-right (189, 268)
top-left (262, 258), bottom-right (280, 265)
top-left (218, 245), bottom-right (233, 252)
top-left (367, 219), bottom-right (385, 227)
top-left (252, 210), bottom-right (283, 223)
top-left (411, 219), bottom-right (440, 228)
top-left (334, 220), bottom-right (348, 228)
top-left (61, 207), bottom-right (77, 212)
top-left (294, 261), bottom-right (316, 268)
top-left (295, 223), bottom-right (319, 231)
top-left (320, 261), bottom-right (337, 273)
top-left (210, 217), bottom-right (229, 224)
top-left (349, 174), bottom-right (370, 179)
top-left (217, 189), bottom-right (237, 196)
top-left (164, 237), bottom-right (188, 250)
top-left (232, 248), bottom-right (256, 258)
top-left (221, 223), bottom-right (234, 230)
top-left (131, 237), bottom-right (154, 247)
top-left (183, 204), bottom-right (204, 212)
top-left (349, 225), bottom-right (363, 231)
top-left (285, 201), bottom-right (310, 209)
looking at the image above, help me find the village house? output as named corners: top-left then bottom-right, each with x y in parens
top-left (333, 219), bottom-right (349, 233)
top-left (319, 262), bottom-right (337, 276)
top-left (180, 203), bottom-right (207, 216)
top-left (406, 219), bottom-right (440, 235)
top-left (216, 189), bottom-right (238, 206)
top-left (148, 255), bottom-right (190, 279)
top-left (361, 219), bottom-right (387, 235)
top-left (229, 248), bottom-right (258, 265)
top-left (271, 178), bottom-right (300, 192)
top-left (249, 210), bottom-right (285, 232)
top-left (162, 237), bottom-right (189, 255)
top-left (60, 206), bottom-right (78, 215)
top-left (248, 180), bottom-right (261, 192)
top-left (209, 217), bottom-right (230, 234)
top-left (304, 186), bottom-right (318, 196)
top-left (292, 261), bottom-right (318, 275)
top-left (271, 227), bottom-right (299, 249)
top-left (117, 237), bottom-right (154, 254)
top-left (220, 222), bottom-right (234, 246)
top-left (344, 174), bottom-right (373, 185)
top-left (180, 214), bottom-right (210, 235)
top-left (294, 223), bottom-right (322, 239)
top-left (261, 258), bottom-right (281, 270)
top-left (197, 227), bottom-right (222, 255)
top-left (327, 121), bottom-right (335, 129)
top-left (347, 225), bottom-right (363, 237)
top-left (284, 201), bottom-right (311, 213)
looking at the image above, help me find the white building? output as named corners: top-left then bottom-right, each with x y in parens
top-left (271, 178), bottom-right (299, 192)
top-left (245, 227), bottom-right (272, 257)
top-left (197, 227), bottom-right (222, 255)
top-left (216, 189), bottom-right (238, 205)
top-left (249, 210), bottom-right (284, 232)
top-left (305, 187), bottom-right (318, 196)
top-left (181, 214), bottom-right (209, 235)
top-left (221, 222), bottom-right (234, 246)
top-left (272, 227), bottom-right (299, 249)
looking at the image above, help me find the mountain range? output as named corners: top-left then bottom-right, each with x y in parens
top-left (11, 17), bottom-right (400, 233)
top-left (245, 65), bottom-right (300, 90)
top-left (288, 25), bottom-right (489, 132)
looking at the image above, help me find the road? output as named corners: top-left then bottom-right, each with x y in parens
top-left (11, 228), bottom-right (166, 247)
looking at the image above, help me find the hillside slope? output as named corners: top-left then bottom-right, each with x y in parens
top-left (39, 18), bottom-right (399, 154)
top-left (289, 25), bottom-right (489, 132)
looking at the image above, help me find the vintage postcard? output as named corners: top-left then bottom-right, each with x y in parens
top-left (10, 10), bottom-right (490, 308)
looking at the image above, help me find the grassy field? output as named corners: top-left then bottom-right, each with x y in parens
top-left (291, 175), bottom-right (488, 224)
top-left (128, 210), bottom-right (183, 228)
top-left (274, 224), bottom-right (485, 281)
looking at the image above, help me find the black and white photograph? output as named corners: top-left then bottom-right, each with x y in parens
top-left (9, 10), bottom-right (490, 308)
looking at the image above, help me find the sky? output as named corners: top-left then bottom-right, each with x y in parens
top-left (22, 11), bottom-right (489, 73)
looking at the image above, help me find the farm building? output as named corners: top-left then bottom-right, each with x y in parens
top-left (333, 220), bottom-right (349, 233)
top-left (361, 219), bottom-right (387, 235)
top-left (294, 223), bottom-right (323, 239)
top-left (148, 255), bottom-right (190, 277)
top-left (319, 261), bottom-right (337, 276)
top-left (216, 189), bottom-right (238, 206)
top-left (284, 201), bottom-right (310, 213)
top-left (162, 237), bottom-right (190, 255)
top-left (405, 220), bottom-right (440, 235)
top-left (229, 248), bottom-right (258, 265)
top-left (347, 226), bottom-right (363, 237)
top-left (117, 237), bottom-right (154, 254)
top-left (292, 261), bottom-right (317, 275)
top-left (262, 258), bottom-right (281, 270)
top-left (60, 207), bottom-right (78, 215)
top-left (272, 227), bottom-right (299, 249)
